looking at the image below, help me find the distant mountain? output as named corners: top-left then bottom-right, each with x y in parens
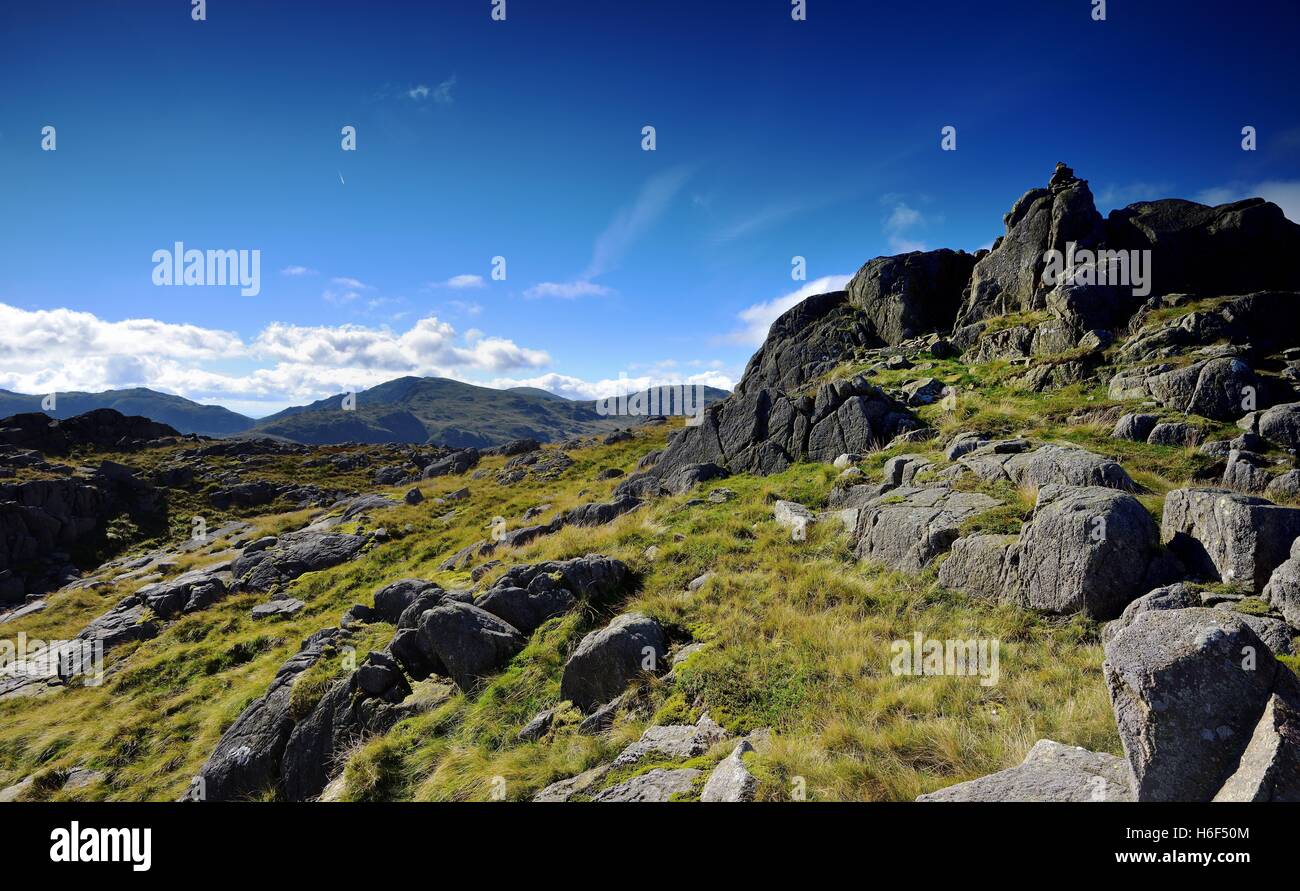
top-left (248, 377), bottom-right (730, 447)
top-left (0, 387), bottom-right (255, 436)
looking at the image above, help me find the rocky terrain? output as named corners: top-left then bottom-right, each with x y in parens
top-left (2, 163), bottom-right (1298, 803)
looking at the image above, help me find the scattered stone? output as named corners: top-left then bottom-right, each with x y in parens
top-left (518, 708), bottom-right (556, 742)
top-left (592, 768), bottom-right (702, 802)
top-left (252, 598), bottom-right (305, 619)
top-left (701, 740), bottom-right (759, 802)
top-left (917, 740), bottom-right (1132, 802)
top-left (613, 713), bottom-right (728, 767)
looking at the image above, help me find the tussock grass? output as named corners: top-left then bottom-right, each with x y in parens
top-left (3, 417), bottom-right (1125, 802)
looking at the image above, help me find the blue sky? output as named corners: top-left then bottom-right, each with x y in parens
top-left (1, 0), bottom-right (1297, 416)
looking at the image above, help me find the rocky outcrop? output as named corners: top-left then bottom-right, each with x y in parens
top-left (196, 628), bottom-right (344, 801)
top-left (591, 768), bottom-right (701, 802)
top-left (917, 739), bottom-right (1133, 802)
top-left (231, 531), bottom-right (369, 594)
top-left (853, 486), bottom-right (1000, 573)
top-left (279, 651), bottom-right (414, 802)
top-left (417, 602), bottom-right (525, 693)
top-left (1105, 199), bottom-right (1300, 298)
top-left (955, 164), bottom-right (1106, 328)
top-left (956, 442), bottom-right (1136, 492)
top-left (648, 374), bottom-right (918, 485)
top-left (612, 713), bottom-right (728, 766)
top-left (1109, 357), bottom-right (1259, 422)
top-left (1161, 488), bottom-right (1300, 591)
top-left (0, 463), bottom-right (164, 603)
top-left (0, 408), bottom-right (180, 456)
top-left (844, 249), bottom-right (977, 346)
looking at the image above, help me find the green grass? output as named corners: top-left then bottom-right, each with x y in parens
top-left (0, 424), bottom-right (1119, 802)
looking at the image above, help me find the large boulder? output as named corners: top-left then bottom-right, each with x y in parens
top-left (937, 534), bottom-right (1019, 602)
top-left (853, 486), bottom-right (1000, 573)
top-left (844, 249), bottom-right (977, 345)
top-left (561, 496), bottom-right (642, 527)
top-left (417, 602), bottom-right (526, 692)
top-left (648, 374), bottom-right (918, 484)
top-left (1105, 198), bottom-right (1300, 298)
top-left (955, 163), bottom-right (1106, 328)
top-left (1011, 485), bottom-right (1163, 620)
top-left (958, 443), bottom-right (1135, 491)
top-left (370, 578), bottom-right (443, 625)
top-left (232, 531), bottom-right (368, 593)
top-left (1262, 537), bottom-right (1300, 627)
top-left (917, 739), bottom-right (1133, 802)
top-left (476, 584), bottom-right (575, 636)
top-left (701, 739), bottom-right (760, 802)
top-left (1109, 357), bottom-right (1259, 422)
top-left (1161, 488), bottom-right (1300, 591)
top-left (1103, 608), bottom-right (1278, 801)
top-left (1254, 402), bottom-right (1300, 450)
top-left (1213, 675), bottom-right (1300, 803)
top-left (135, 569), bottom-right (228, 619)
top-left (560, 612), bottom-right (667, 712)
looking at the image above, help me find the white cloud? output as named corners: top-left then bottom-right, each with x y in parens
top-left (489, 369), bottom-right (735, 401)
top-left (583, 166), bottom-right (692, 279)
top-left (331, 277), bottom-right (372, 290)
top-left (1096, 181), bottom-right (1172, 210)
top-left (721, 274), bottom-right (853, 347)
top-left (433, 274), bottom-right (485, 290)
top-left (884, 202), bottom-right (928, 253)
top-left (280, 265), bottom-right (318, 277)
top-left (409, 76), bottom-right (456, 104)
top-left (446, 300), bottom-right (482, 316)
top-left (1195, 180), bottom-right (1300, 222)
top-left (0, 302), bottom-right (552, 416)
top-left (524, 281), bottom-right (615, 300)
top-left (322, 276), bottom-right (374, 305)
top-left (522, 168), bottom-right (690, 301)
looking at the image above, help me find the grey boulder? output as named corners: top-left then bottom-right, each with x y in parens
top-left (417, 602), bottom-right (526, 692)
top-left (560, 612), bottom-right (667, 712)
top-left (1103, 608), bottom-right (1278, 801)
top-left (917, 739), bottom-right (1133, 802)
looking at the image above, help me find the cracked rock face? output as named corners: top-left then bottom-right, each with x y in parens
top-left (955, 164), bottom-right (1106, 328)
top-left (1161, 488), bottom-right (1300, 592)
top-left (853, 486), bottom-right (1000, 573)
top-left (1103, 608), bottom-right (1278, 802)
